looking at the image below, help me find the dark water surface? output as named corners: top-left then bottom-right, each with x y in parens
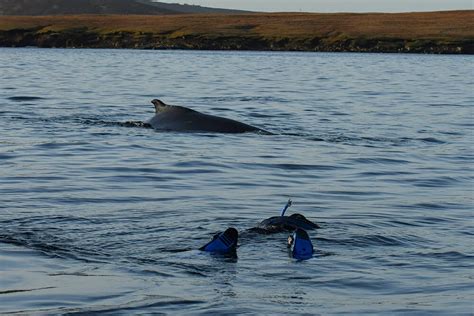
top-left (0, 48), bottom-right (473, 314)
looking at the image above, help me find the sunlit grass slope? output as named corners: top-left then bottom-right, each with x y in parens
top-left (0, 11), bottom-right (472, 53)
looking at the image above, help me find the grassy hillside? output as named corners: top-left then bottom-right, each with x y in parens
top-left (0, 0), bottom-right (245, 15)
top-left (0, 11), bottom-right (472, 53)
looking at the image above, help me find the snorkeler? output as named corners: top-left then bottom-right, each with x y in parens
top-left (199, 200), bottom-right (316, 260)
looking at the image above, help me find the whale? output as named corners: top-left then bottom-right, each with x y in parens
top-left (251, 213), bottom-right (320, 234)
top-left (146, 99), bottom-right (270, 134)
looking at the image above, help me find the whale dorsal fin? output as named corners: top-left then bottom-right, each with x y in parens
top-left (152, 99), bottom-right (198, 115)
top-left (151, 99), bottom-right (195, 114)
top-left (151, 99), bottom-right (170, 113)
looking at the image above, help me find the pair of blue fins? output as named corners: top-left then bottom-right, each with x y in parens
top-left (199, 200), bottom-right (316, 260)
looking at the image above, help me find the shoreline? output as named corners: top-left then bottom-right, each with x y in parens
top-left (0, 11), bottom-right (473, 54)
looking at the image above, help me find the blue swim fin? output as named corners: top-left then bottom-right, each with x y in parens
top-left (200, 227), bottom-right (238, 254)
top-left (288, 228), bottom-right (314, 260)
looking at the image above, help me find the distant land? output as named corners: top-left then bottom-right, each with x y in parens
top-left (0, 11), bottom-right (473, 54)
top-left (0, 0), bottom-right (246, 15)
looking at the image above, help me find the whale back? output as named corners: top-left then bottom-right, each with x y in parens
top-left (147, 99), bottom-right (265, 133)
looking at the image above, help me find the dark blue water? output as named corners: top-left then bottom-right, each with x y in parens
top-left (0, 48), bottom-right (473, 314)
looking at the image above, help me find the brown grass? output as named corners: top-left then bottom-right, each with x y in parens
top-left (0, 11), bottom-right (473, 41)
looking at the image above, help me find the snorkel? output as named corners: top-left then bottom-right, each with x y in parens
top-left (280, 198), bottom-right (292, 217)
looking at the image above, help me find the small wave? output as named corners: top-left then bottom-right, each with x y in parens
top-left (417, 137), bottom-right (446, 144)
top-left (411, 251), bottom-right (474, 261)
top-left (80, 118), bottom-right (152, 129)
top-left (138, 269), bottom-right (175, 278)
top-left (31, 114), bottom-right (153, 130)
top-left (358, 171), bottom-right (415, 177)
top-left (360, 235), bottom-right (408, 247)
top-left (330, 111), bottom-right (349, 116)
top-left (350, 157), bottom-right (411, 165)
top-left (34, 141), bottom-right (89, 149)
top-left (413, 216), bottom-right (459, 225)
top-left (0, 215), bottom-right (102, 226)
top-left (428, 103), bottom-right (468, 107)
top-left (0, 232), bottom-right (109, 264)
top-left (379, 220), bottom-right (422, 227)
top-left (280, 132), bottom-right (446, 147)
top-left (322, 190), bottom-right (384, 196)
top-left (53, 295), bottom-right (204, 314)
top-left (247, 112), bottom-right (275, 118)
top-left (320, 234), bottom-right (408, 247)
top-left (199, 95), bottom-right (289, 104)
top-left (4, 115), bottom-right (34, 121)
top-left (328, 135), bottom-right (409, 146)
top-left (0, 287), bottom-right (56, 295)
top-left (7, 96), bottom-right (44, 101)
top-left (308, 137), bottom-right (325, 141)
top-left (173, 160), bottom-right (229, 169)
top-left (116, 121), bottom-right (152, 128)
top-left (0, 153), bottom-right (15, 160)
top-left (5, 114), bottom-right (152, 131)
top-left (397, 202), bottom-right (459, 211)
top-left (273, 163), bottom-right (340, 171)
top-left (239, 162), bottom-right (343, 171)
top-left (407, 176), bottom-right (461, 188)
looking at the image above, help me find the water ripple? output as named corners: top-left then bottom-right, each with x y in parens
top-left (0, 48), bottom-right (472, 314)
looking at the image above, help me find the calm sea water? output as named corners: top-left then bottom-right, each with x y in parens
top-left (0, 48), bottom-right (473, 314)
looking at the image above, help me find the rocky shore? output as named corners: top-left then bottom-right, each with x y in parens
top-left (0, 11), bottom-right (472, 54)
